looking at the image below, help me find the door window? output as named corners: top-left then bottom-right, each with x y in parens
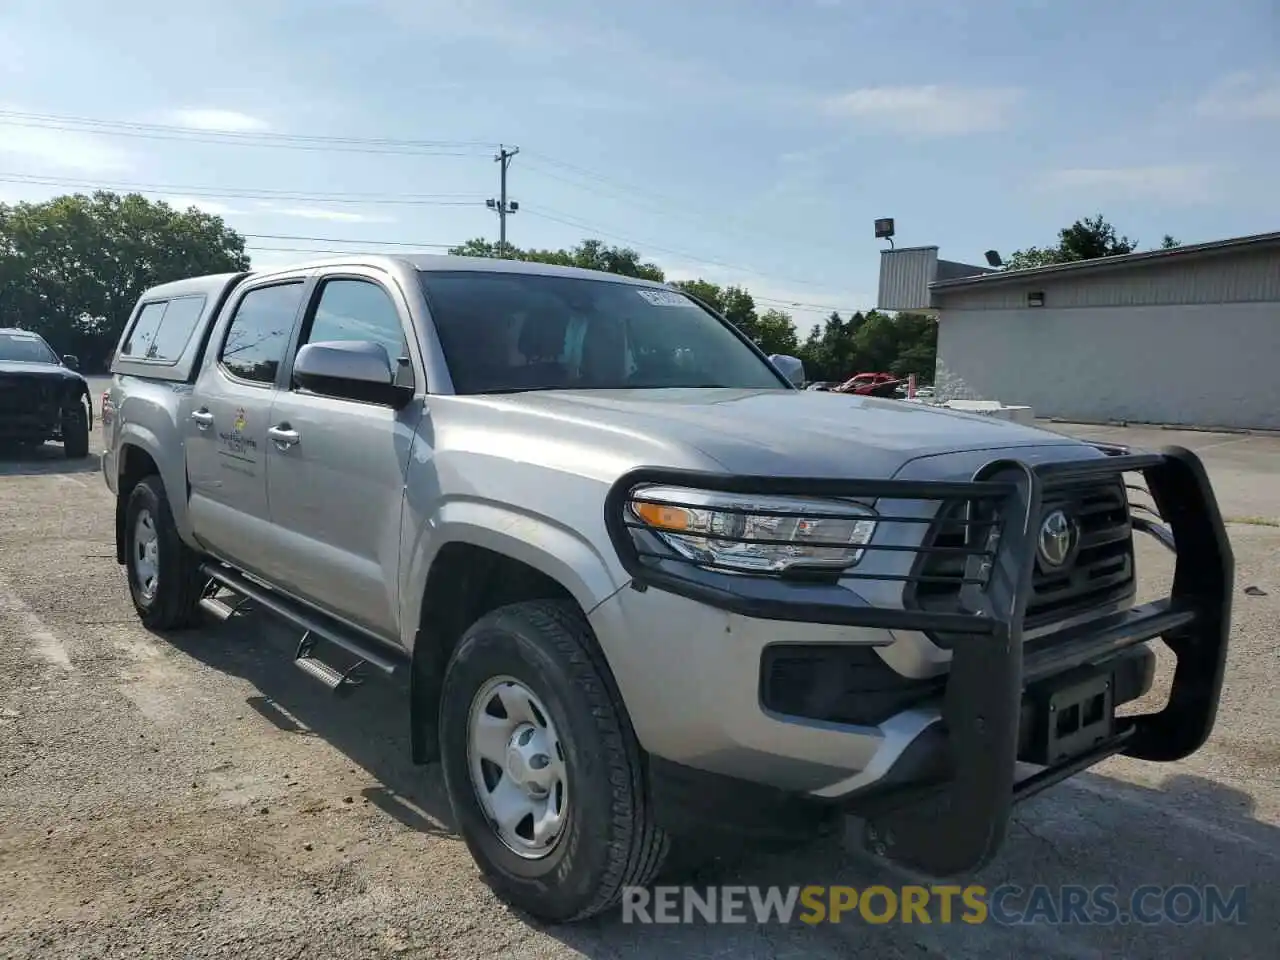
top-left (301, 279), bottom-right (414, 390)
top-left (219, 282), bottom-right (305, 385)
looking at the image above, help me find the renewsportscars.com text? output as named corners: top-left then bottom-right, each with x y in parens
top-left (621, 884), bottom-right (1248, 926)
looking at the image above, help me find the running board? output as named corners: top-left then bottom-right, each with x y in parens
top-left (199, 564), bottom-right (404, 694)
top-left (295, 630), bottom-right (365, 695)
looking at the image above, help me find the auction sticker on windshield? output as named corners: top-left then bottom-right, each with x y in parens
top-left (635, 289), bottom-right (696, 307)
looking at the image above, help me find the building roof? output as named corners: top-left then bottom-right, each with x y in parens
top-left (930, 230), bottom-right (1280, 293)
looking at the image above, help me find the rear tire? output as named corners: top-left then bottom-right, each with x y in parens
top-left (62, 401), bottom-right (90, 459)
top-left (438, 599), bottom-right (668, 923)
top-left (124, 475), bottom-right (205, 630)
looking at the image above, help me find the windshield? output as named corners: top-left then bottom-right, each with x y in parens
top-left (417, 271), bottom-right (790, 394)
top-left (0, 331), bottom-right (58, 364)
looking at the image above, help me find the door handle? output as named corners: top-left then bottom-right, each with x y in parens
top-left (268, 425), bottom-right (301, 449)
top-left (190, 409), bottom-right (214, 430)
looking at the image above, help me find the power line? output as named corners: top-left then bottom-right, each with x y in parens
top-left (3, 172), bottom-right (850, 307)
top-left (3, 171), bottom-right (856, 312)
top-left (244, 244), bottom-right (466, 258)
top-left (1, 108), bottom-right (833, 263)
top-left (522, 206), bottom-right (761, 273)
top-left (243, 233), bottom-right (458, 248)
top-left (522, 150), bottom-right (698, 215)
top-left (3, 109), bottom-right (812, 255)
top-left (0, 109), bottom-right (492, 147)
top-left (0, 105), bottom-right (865, 312)
top-left (521, 205), bottom-right (845, 299)
top-left (1, 109), bottom-right (847, 297)
top-left (0, 110), bottom-right (493, 157)
top-left (0, 173), bottom-right (482, 206)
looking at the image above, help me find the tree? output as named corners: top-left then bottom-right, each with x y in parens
top-left (887, 313), bottom-right (938, 379)
top-left (796, 309), bottom-right (937, 384)
top-left (449, 236), bottom-right (664, 281)
top-left (798, 311), bottom-right (861, 381)
top-left (1004, 214), bottom-right (1144, 271)
top-left (755, 308), bottom-right (799, 355)
top-left (668, 278), bottom-right (777, 344)
top-left (0, 191), bottom-right (248, 369)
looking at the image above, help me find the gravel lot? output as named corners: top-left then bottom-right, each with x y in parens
top-left (1, 418), bottom-right (1276, 959)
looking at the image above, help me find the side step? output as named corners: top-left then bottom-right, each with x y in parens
top-left (200, 563), bottom-right (405, 695)
top-left (295, 630), bottom-right (364, 694)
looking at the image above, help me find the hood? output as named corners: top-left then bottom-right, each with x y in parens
top-left (489, 388), bottom-right (1085, 478)
top-left (0, 360), bottom-right (81, 379)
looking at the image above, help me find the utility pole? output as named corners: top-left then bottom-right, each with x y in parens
top-left (487, 145), bottom-right (520, 256)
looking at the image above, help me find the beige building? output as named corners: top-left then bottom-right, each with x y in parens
top-left (877, 232), bottom-right (1280, 431)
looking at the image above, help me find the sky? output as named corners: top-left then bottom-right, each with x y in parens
top-left (1, 0), bottom-right (1278, 331)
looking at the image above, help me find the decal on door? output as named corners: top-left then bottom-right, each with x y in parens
top-left (217, 406), bottom-right (259, 464)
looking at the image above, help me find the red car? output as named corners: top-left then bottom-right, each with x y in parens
top-left (834, 372), bottom-right (903, 397)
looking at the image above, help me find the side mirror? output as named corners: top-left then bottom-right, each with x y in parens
top-left (768, 353), bottom-right (805, 387)
top-left (62, 354), bottom-right (80, 370)
top-left (293, 340), bottom-right (413, 407)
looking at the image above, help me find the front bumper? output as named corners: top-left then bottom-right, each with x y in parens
top-left (600, 445), bottom-right (1233, 876)
top-left (0, 414), bottom-right (58, 440)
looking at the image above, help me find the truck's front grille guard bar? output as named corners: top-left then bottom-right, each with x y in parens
top-left (602, 445), bottom-right (1233, 877)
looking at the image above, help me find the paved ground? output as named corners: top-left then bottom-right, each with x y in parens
top-left (0, 421), bottom-right (1276, 958)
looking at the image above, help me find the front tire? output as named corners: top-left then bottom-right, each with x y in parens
top-left (124, 476), bottom-right (205, 630)
top-left (62, 400), bottom-right (90, 459)
top-left (438, 599), bottom-right (668, 923)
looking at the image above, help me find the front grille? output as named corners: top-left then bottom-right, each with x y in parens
top-left (907, 474), bottom-right (1135, 634)
top-left (0, 374), bottom-right (57, 417)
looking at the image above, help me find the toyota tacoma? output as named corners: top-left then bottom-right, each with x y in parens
top-left (101, 256), bottom-right (1232, 922)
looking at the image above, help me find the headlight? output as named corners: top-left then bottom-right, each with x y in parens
top-left (625, 485), bottom-right (878, 574)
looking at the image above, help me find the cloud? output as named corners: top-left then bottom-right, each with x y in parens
top-left (1035, 164), bottom-right (1217, 204)
top-left (821, 84), bottom-right (1024, 136)
top-left (165, 108), bottom-right (270, 132)
top-left (160, 196), bottom-right (245, 217)
top-left (371, 0), bottom-right (753, 106)
top-left (1193, 71), bottom-right (1280, 122)
top-left (0, 123), bottom-right (131, 173)
top-left (270, 206), bottom-right (394, 223)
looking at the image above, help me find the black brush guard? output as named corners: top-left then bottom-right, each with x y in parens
top-left (603, 445), bottom-right (1233, 876)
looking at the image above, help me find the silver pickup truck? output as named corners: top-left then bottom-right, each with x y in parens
top-left (101, 255), bottom-right (1233, 923)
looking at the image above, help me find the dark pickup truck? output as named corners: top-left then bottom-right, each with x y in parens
top-left (0, 327), bottom-right (92, 458)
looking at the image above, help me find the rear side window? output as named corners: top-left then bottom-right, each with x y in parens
top-left (120, 295), bottom-right (207, 363)
top-left (219, 282), bottom-right (305, 385)
top-left (121, 302), bottom-right (168, 359)
top-left (148, 296), bottom-right (206, 362)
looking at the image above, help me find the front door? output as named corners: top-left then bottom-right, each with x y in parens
top-left (185, 278), bottom-right (309, 576)
top-left (264, 273), bottom-right (425, 641)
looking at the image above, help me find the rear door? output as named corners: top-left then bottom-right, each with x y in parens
top-left (262, 270), bottom-right (425, 640)
top-left (185, 275), bottom-right (310, 575)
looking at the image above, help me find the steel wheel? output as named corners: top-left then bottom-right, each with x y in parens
top-left (467, 675), bottom-right (569, 859)
top-left (133, 508), bottom-right (160, 601)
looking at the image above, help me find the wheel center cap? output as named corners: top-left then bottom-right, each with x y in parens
top-left (505, 743), bottom-right (529, 781)
top-left (505, 723), bottom-right (552, 795)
